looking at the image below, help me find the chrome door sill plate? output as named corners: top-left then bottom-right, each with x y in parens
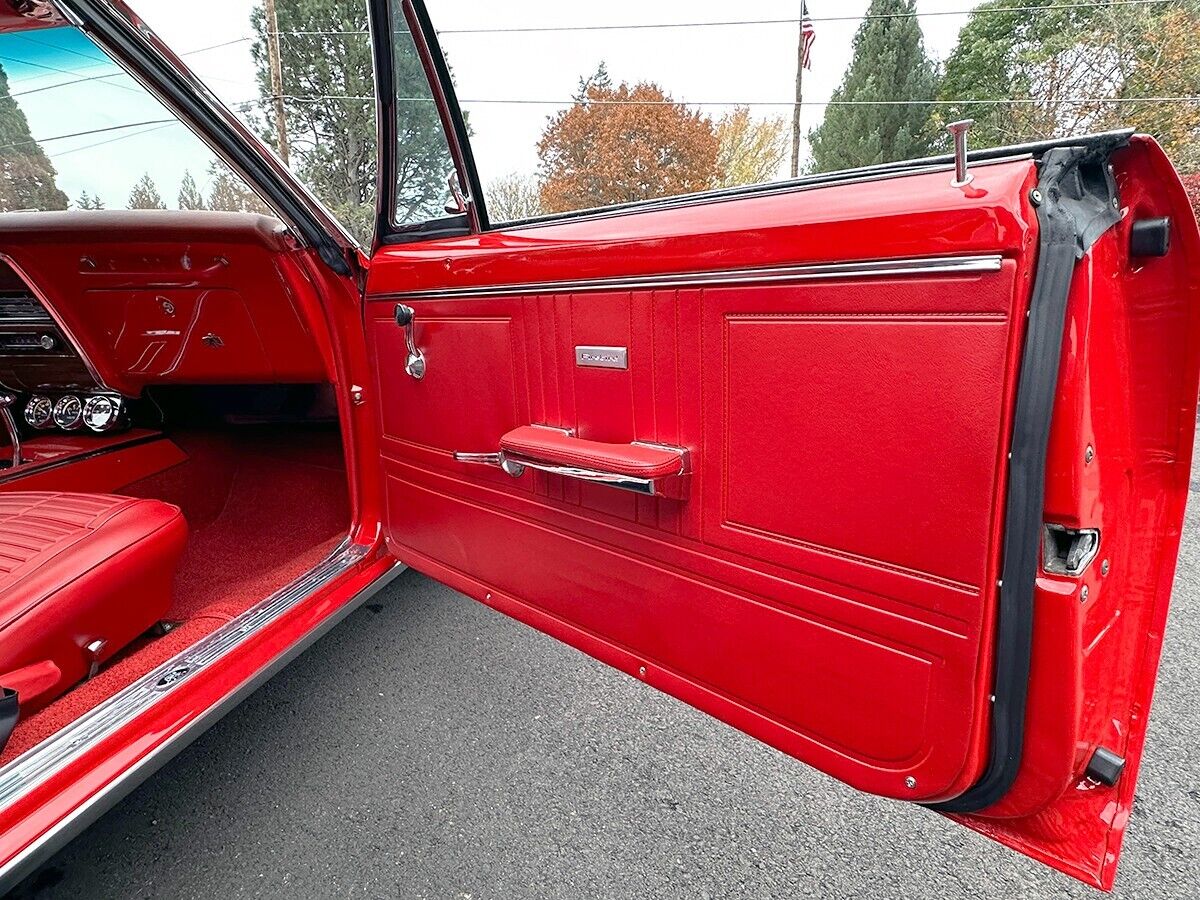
top-left (0, 538), bottom-right (374, 812)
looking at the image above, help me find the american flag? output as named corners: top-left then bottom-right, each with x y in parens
top-left (801, 2), bottom-right (816, 70)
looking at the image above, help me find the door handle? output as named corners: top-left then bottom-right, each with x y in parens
top-left (455, 426), bottom-right (690, 499)
top-left (393, 304), bottom-right (426, 380)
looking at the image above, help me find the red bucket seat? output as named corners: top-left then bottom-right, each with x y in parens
top-left (0, 493), bottom-right (187, 725)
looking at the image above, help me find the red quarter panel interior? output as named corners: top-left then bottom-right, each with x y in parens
top-left (365, 159), bottom-right (1041, 803)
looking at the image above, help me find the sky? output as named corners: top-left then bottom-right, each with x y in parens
top-left (1, 1), bottom-right (982, 209)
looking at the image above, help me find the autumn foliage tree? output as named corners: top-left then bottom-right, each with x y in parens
top-left (715, 107), bottom-right (789, 188)
top-left (1114, 6), bottom-right (1200, 173)
top-left (537, 68), bottom-right (719, 213)
top-left (938, 0), bottom-right (1200, 162)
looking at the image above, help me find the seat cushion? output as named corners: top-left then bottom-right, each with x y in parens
top-left (0, 492), bottom-right (187, 714)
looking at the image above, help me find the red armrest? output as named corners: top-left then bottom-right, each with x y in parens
top-left (499, 426), bottom-right (686, 480)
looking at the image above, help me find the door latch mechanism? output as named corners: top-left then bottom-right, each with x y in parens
top-left (393, 304), bottom-right (426, 380)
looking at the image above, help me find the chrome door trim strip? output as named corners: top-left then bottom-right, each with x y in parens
top-left (0, 542), bottom-right (400, 892)
top-left (374, 254), bottom-right (1004, 301)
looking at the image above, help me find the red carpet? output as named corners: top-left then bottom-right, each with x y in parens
top-left (0, 426), bottom-right (348, 764)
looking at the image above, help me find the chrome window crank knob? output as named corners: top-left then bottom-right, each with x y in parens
top-left (393, 304), bottom-right (426, 380)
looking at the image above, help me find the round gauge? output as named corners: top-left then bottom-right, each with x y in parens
top-left (52, 395), bottom-right (83, 430)
top-left (82, 395), bottom-right (123, 433)
top-left (23, 395), bottom-right (54, 429)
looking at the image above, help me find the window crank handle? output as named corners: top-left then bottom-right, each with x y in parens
top-left (393, 304), bottom-right (426, 380)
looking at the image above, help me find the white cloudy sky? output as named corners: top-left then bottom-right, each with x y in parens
top-left (2, 1), bottom-right (982, 209)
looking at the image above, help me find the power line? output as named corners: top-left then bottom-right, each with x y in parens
top-left (277, 94), bottom-right (1199, 106)
top-left (0, 0), bottom-right (1183, 104)
top-left (0, 99), bottom-right (262, 155)
top-left (0, 118), bottom-right (177, 154)
top-left (459, 96), bottom-right (1200, 106)
top-left (257, 0), bottom-right (1184, 36)
top-left (47, 121), bottom-right (180, 159)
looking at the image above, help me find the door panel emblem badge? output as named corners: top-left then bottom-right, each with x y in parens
top-left (575, 346), bottom-right (628, 369)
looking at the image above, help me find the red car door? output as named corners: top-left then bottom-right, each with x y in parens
top-left (364, 1), bottom-right (1200, 889)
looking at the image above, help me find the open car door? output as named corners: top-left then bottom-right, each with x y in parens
top-left (363, 1), bottom-right (1200, 889)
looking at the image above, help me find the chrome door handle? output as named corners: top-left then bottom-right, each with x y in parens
top-left (393, 304), bottom-right (426, 380)
top-left (455, 426), bottom-right (689, 499)
top-left (453, 451), bottom-right (525, 477)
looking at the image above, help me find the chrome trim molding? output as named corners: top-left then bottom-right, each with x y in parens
top-left (0, 539), bottom-right (381, 863)
top-left (376, 254), bottom-right (1004, 301)
top-left (0, 432), bottom-right (164, 486)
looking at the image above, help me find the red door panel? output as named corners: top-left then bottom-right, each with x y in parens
top-left (367, 159), bottom-right (1039, 805)
top-left (364, 138), bottom-right (1200, 889)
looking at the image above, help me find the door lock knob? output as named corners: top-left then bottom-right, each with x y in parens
top-left (393, 304), bottom-right (426, 380)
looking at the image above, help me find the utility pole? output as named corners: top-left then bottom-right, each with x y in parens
top-left (789, 4), bottom-right (805, 178)
top-left (264, 0), bottom-right (290, 167)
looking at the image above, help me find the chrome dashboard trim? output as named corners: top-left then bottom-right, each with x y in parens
top-left (0, 540), bottom-right (399, 893)
top-left (0, 431), bottom-right (163, 486)
top-left (375, 254), bottom-right (1004, 301)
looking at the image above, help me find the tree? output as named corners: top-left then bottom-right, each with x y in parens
top-left (178, 170), bottom-right (206, 210)
top-left (251, 0), bottom-right (452, 242)
top-left (206, 160), bottom-right (271, 214)
top-left (0, 62), bottom-right (68, 212)
top-left (128, 173), bottom-right (166, 210)
top-left (939, 0), bottom-right (1125, 148)
top-left (75, 190), bottom-right (104, 210)
top-left (807, 0), bottom-right (938, 172)
top-left (715, 107), bottom-right (789, 188)
top-left (1114, 6), bottom-right (1200, 173)
top-left (486, 172), bottom-right (543, 222)
top-left (537, 68), bottom-right (719, 213)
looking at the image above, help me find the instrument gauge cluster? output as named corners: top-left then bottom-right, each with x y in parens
top-left (22, 393), bottom-right (128, 434)
top-left (22, 395), bottom-right (53, 430)
top-left (51, 395), bottom-right (83, 430)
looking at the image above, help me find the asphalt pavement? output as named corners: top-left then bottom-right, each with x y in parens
top-left (10, 446), bottom-right (1200, 898)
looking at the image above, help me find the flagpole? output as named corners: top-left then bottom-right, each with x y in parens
top-left (789, 4), bottom-right (805, 178)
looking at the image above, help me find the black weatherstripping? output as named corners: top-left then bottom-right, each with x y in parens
top-left (58, 0), bottom-right (353, 276)
top-left (931, 137), bottom-right (1125, 813)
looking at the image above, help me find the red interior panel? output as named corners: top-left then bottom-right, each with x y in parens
top-left (0, 212), bottom-right (328, 395)
top-left (366, 159), bottom-right (1042, 803)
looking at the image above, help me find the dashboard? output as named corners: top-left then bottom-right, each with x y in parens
top-left (0, 211), bottom-right (332, 438)
top-left (0, 211), bottom-right (330, 393)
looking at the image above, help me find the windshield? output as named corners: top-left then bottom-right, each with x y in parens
top-left (0, 25), bottom-right (264, 214)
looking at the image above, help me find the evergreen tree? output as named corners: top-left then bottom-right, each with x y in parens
top-left (250, 0), bottom-right (452, 241)
top-left (177, 170), bottom-right (206, 210)
top-left (75, 190), bottom-right (105, 210)
top-left (206, 160), bottom-right (271, 214)
top-left (807, 0), bottom-right (938, 172)
top-left (128, 173), bottom-right (166, 209)
top-left (0, 62), bottom-right (68, 212)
